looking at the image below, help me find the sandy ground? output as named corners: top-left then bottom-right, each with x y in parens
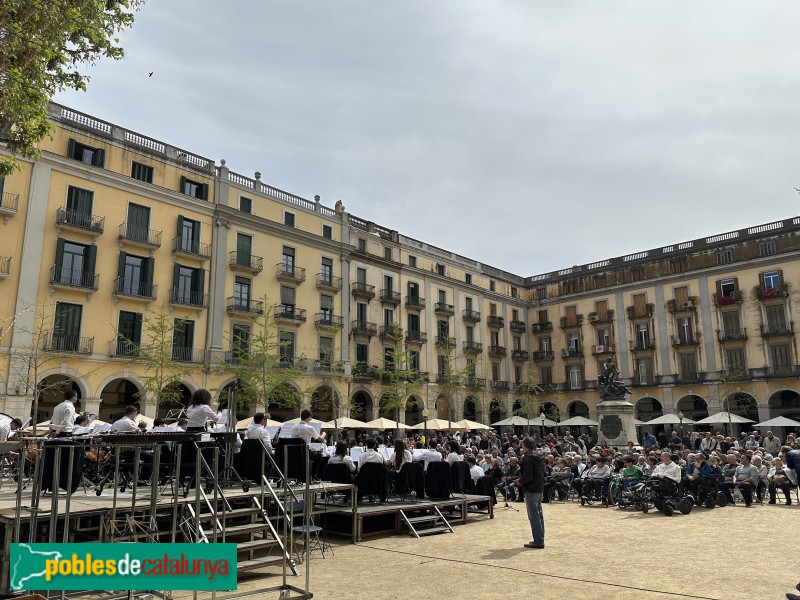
top-left (230, 499), bottom-right (798, 600)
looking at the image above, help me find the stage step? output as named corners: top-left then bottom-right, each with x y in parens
top-left (197, 507), bottom-right (261, 520)
top-left (221, 523), bottom-right (272, 537)
top-left (237, 538), bottom-right (282, 552)
top-left (399, 506), bottom-right (453, 538)
top-left (238, 556), bottom-right (289, 572)
top-left (416, 526), bottom-right (452, 536)
top-left (405, 514), bottom-right (441, 524)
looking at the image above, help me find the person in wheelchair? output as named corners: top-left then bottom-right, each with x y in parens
top-left (650, 452), bottom-right (682, 495)
top-left (581, 456), bottom-right (611, 503)
top-left (543, 457), bottom-right (571, 502)
top-left (621, 456), bottom-right (644, 490)
top-left (684, 454), bottom-right (712, 500)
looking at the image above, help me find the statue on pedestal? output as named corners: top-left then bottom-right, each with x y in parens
top-left (598, 357), bottom-right (631, 401)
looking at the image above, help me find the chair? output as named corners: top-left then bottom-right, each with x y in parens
top-left (289, 499), bottom-right (333, 562)
top-left (356, 462), bottom-right (389, 503)
top-left (393, 462), bottom-right (425, 501)
top-left (41, 440), bottom-right (84, 494)
top-left (238, 439), bottom-right (268, 483)
top-left (474, 475), bottom-right (497, 509)
top-left (424, 461), bottom-right (452, 500)
top-left (450, 461), bottom-right (473, 496)
top-left (321, 462), bottom-right (353, 503)
top-left (275, 438), bottom-right (310, 483)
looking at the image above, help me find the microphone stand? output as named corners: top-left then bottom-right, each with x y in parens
top-left (499, 464), bottom-right (519, 512)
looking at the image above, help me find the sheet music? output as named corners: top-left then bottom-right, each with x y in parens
top-left (91, 423), bottom-right (111, 434)
top-left (278, 422), bottom-right (295, 439)
top-left (378, 447), bottom-right (392, 461)
top-left (310, 442), bottom-right (326, 454)
top-left (265, 425), bottom-right (280, 440)
top-left (349, 447), bottom-right (364, 464)
top-left (311, 422), bottom-right (322, 435)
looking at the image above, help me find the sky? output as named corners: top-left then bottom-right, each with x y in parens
top-left (54, 1), bottom-right (800, 278)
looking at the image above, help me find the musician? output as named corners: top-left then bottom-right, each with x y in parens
top-left (291, 409), bottom-right (327, 444)
top-left (186, 389), bottom-right (216, 431)
top-left (328, 440), bottom-right (356, 474)
top-left (246, 412), bottom-right (274, 454)
top-left (51, 389), bottom-right (78, 436)
top-left (414, 437), bottom-right (443, 471)
top-left (111, 406), bottom-right (139, 433)
top-left (72, 415), bottom-right (92, 436)
top-left (358, 438), bottom-right (385, 470)
top-left (0, 417), bottom-right (21, 441)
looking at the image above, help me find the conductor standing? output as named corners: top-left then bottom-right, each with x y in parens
top-left (519, 437), bottom-right (545, 549)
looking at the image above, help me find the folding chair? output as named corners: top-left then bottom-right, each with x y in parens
top-left (290, 500), bottom-right (333, 563)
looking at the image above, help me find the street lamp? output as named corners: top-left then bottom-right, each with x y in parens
top-left (540, 412), bottom-right (546, 439)
top-left (678, 411), bottom-right (685, 442)
top-left (422, 408), bottom-right (429, 443)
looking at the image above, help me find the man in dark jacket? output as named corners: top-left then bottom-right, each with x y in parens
top-left (519, 437), bottom-right (545, 549)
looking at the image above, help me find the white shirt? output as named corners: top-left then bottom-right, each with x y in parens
top-left (387, 449), bottom-right (413, 470)
top-left (469, 464), bottom-right (485, 483)
top-left (446, 452), bottom-right (464, 465)
top-left (358, 448), bottom-right (385, 470)
top-left (186, 404), bottom-right (216, 429)
top-left (216, 409), bottom-right (232, 425)
top-left (415, 449), bottom-right (443, 471)
top-left (111, 416), bottom-right (138, 433)
top-left (51, 400), bottom-right (76, 433)
top-left (328, 453), bottom-right (356, 473)
top-left (292, 421), bottom-right (318, 444)
top-left (245, 422), bottom-right (273, 452)
top-left (652, 461), bottom-right (682, 483)
top-left (0, 423), bottom-right (10, 441)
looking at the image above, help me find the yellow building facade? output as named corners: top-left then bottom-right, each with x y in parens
top-left (0, 104), bottom-right (798, 433)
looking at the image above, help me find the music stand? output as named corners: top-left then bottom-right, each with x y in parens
top-left (215, 382), bottom-right (248, 491)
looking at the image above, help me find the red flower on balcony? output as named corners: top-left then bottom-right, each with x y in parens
top-left (718, 295), bottom-right (736, 305)
top-left (760, 287), bottom-right (778, 299)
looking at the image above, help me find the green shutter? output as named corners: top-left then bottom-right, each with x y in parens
top-left (180, 176), bottom-right (187, 195)
top-left (95, 148), bottom-right (105, 168)
top-left (195, 268), bottom-right (205, 298)
top-left (173, 263), bottom-right (180, 298)
top-left (200, 183), bottom-right (209, 201)
top-left (67, 139), bottom-right (76, 159)
top-left (85, 245), bottom-right (97, 285)
top-left (55, 238), bottom-right (65, 270)
top-left (118, 251), bottom-right (126, 279)
top-left (132, 313), bottom-right (142, 345)
top-left (177, 215), bottom-right (185, 238)
top-left (193, 220), bottom-right (201, 251)
top-left (144, 257), bottom-right (154, 286)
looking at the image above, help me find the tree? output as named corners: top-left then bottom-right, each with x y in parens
top-left (374, 323), bottom-right (426, 423)
top-left (513, 363), bottom-right (544, 434)
top-left (222, 298), bottom-right (305, 415)
top-left (432, 337), bottom-right (471, 426)
top-left (0, 0), bottom-right (146, 177)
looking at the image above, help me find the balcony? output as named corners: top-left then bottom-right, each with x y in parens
top-left (717, 328), bottom-right (748, 343)
top-left (561, 348), bottom-right (583, 359)
top-left (632, 372), bottom-right (655, 387)
top-left (491, 380), bottom-right (511, 392)
top-left (489, 345), bottom-right (506, 358)
top-left (591, 344), bottom-right (615, 356)
top-left (353, 365), bottom-right (377, 381)
top-left (172, 236), bottom-right (211, 261)
top-left (223, 351), bottom-right (248, 365)
top-left (514, 383), bottom-right (539, 396)
top-left (672, 335), bottom-right (700, 347)
top-left (405, 296), bottom-right (425, 310)
top-left (49, 266), bottom-right (99, 292)
top-left (766, 365), bottom-right (800, 378)
top-left (351, 320), bottom-right (377, 337)
top-left (313, 361), bottom-right (345, 375)
top-left (630, 341), bottom-right (656, 353)
top-left (667, 298), bottom-right (698, 313)
top-left (487, 315), bottom-right (504, 329)
top-left (587, 310), bottom-right (614, 325)
top-left (118, 223), bottom-right (162, 250)
top-left (756, 283), bottom-right (790, 300)
top-left (315, 313), bottom-right (344, 330)
top-left (55, 207), bottom-right (104, 237)
top-left (511, 349), bottom-right (529, 361)
top-left (172, 347), bottom-right (206, 363)
top-left (626, 304), bottom-right (655, 320)
top-left (316, 273), bottom-right (342, 293)
top-left (379, 325), bottom-right (403, 340)
top-left (675, 372), bottom-right (702, 384)
top-left (351, 282), bottom-right (376, 299)
top-left (42, 333), bottom-right (94, 355)
top-left (229, 251), bottom-right (264, 274)
top-left (532, 350), bottom-right (554, 362)
top-left (108, 339), bottom-right (139, 358)
top-left (274, 306), bottom-right (306, 325)
top-left (463, 341), bottom-right (483, 354)
top-left (435, 335), bottom-right (456, 349)
top-left (761, 322), bottom-right (794, 338)
top-left (0, 256), bottom-right (10, 279)
top-left (226, 297), bottom-right (264, 316)
top-left (275, 263), bottom-right (306, 284)
top-left (169, 288), bottom-right (208, 309)
top-left (380, 289), bottom-right (401, 305)
top-left (434, 302), bottom-right (455, 316)
top-left (0, 191), bottom-right (19, 223)
top-left (113, 277), bottom-right (157, 301)
top-left (713, 290), bottom-right (744, 307)
top-left (560, 315), bottom-right (584, 329)
top-left (462, 309), bottom-right (481, 323)
top-left (509, 320), bottom-right (526, 333)
top-left (465, 377), bottom-right (485, 389)
top-left (405, 330), bottom-right (428, 345)
top-left (531, 321), bottom-right (552, 333)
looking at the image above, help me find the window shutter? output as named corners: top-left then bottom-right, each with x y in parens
top-left (179, 176), bottom-right (187, 195)
top-left (55, 238), bottom-right (65, 270)
top-left (172, 263), bottom-right (180, 292)
top-left (132, 313), bottom-right (142, 345)
top-left (67, 139), bottom-right (76, 159)
top-left (777, 269), bottom-right (784, 285)
top-left (145, 258), bottom-right (154, 286)
top-left (95, 148), bottom-right (105, 168)
top-left (732, 277), bottom-right (739, 291)
top-left (201, 183), bottom-right (209, 201)
top-left (759, 272), bottom-right (766, 288)
top-left (715, 280), bottom-right (722, 297)
top-left (193, 221), bottom-right (201, 246)
top-left (195, 268), bottom-right (205, 296)
top-left (118, 251), bottom-right (126, 278)
top-left (177, 215), bottom-right (185, 238)
top-left (85, 245), bottom-right (97, 285)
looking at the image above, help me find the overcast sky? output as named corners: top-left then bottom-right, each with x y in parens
top-left (54, 1), bottom-right (800, 277)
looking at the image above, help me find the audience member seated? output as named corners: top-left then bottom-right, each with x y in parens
top-left (466, 456), bottom-right (484, 485)
top-left (498, 456), bottom-right (522, 502)
top-left (582, 456), bottom-right (611, 500)
top-left (684, 454), bottom-right (712, 499)
top-left (723, 453), bottom-right (757, 507)
top-left (768, 457), bottom-right (794, 505)
top-left (543, 457), bottom-right (571, 502)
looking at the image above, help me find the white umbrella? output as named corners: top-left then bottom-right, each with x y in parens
top-left (644, 414), bottom-right (696, 426)
top-left (364, 417), bottom-right (410, 429)
top-left (633, 419), bottom-right (645, 426)
top-left (694, 412), bottom-right (754, 425)
top-left (755, 416), bottom-right (800, 428)
top-left (454, 419), bottom-right (491, 430)
top-left (411, 418), bottom-right (463, 430)
top-left (231, 416), bottom-right (282, 431)
top-left (135, 415), bottom-right (155, 429)
top-left (322, 417), bottom-right (368, 429)
top-left (491, 415), bottom-right (531, 427)
top-left (283, 417), bottom-right (324, 425)
top-left (558, 416), bottom-right (599, 427)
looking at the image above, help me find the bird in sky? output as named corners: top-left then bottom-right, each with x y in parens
top-left (148, 72), bottom-right (153, 77)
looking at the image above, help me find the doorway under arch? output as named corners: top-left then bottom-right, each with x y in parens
top-left (99, 378), bottom-right (141, 422)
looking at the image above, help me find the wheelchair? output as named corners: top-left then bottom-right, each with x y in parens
top-left (580, 477), bottom-right (612, 507)
top-left (637, 477), bottom-right (694, 516)
top-left (692, 474), bottom-right (727, 508)
top-left (610, 476), bottom-right (647, 509)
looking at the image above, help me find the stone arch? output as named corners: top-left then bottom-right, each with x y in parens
top-left (311, 384), bottom-right (339, 422)
top-left (268, 381), bottom-right (303, 422)
top-left (35, 372), bottom-right (88, 422)
top-left (489, 397), bottom-right (506, 424)
top-left (567, 399), bottom-right (590, 418)
top-left (213, 377), bottom-right (240, 405)
top-left (351, 390), bottom-right (374, 422)
top-left (98, 376), bottom-right (143, 422)
top-left (541, 402), bottom-right (560, 421)
top-left (767, 388), bottom-right (800, 419)
top-left (403, 394), bottom-right (423, 426)
top-left (463, 396), bottom-right (478, 421)
top-left (675, 394), bottom-right (709, 421)
top-left (37, 367), bottom-right (91, 400)
top-left (436, 394), bottom-right (451, 420)
top-left (635, 396), bottom-right (663, 422)
top-left (723, 391), bottom-right (759, 421)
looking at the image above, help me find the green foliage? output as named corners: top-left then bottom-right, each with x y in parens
top-left (374, 323), bottom-right (426, 417)
top-left (0, 0), bottom-right (145, 176)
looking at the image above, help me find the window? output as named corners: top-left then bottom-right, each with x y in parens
top-left (356, 267), bottom-right (367, 284)
top-left (179, 176), bottom-right (208, 200)
top-left (126, 203), bottom-right (151, 242)
top-left (514, 366), bottom-right (522, 384)
top-left (438, 289), bottom-right (447, 304)
top-left (172, 319), bottom-right (195, 361)
top-left (384, 347), bottom-right (396, 370)
top-left (490, 331), bottom-right (500, 346)
top-left (281, 246), bottom-right (295, 273)
top-left (511, 309), bottom-right (519, 321)
top-left (597, 328), bottom-right (610, 346)
top-left (512, 336), bottom-right (521, 351)
top-left (511, 286), bottom-right (518, 299)
top-left (491, 362), bottom-right (500, 381)
top-left (763, 270), bottom-right (781, 290)
top-left (536, 286), bottom-right (547, 301)
top-left (233, 276), bottom-right (251, 309)
top-left (384, 308), bottom-right (394, 328)
top-left (116, 310), bottom-right (142, 356)
top-left (357, 238), bottom-right (366, 252)
top-left (465, 325), bottom-right (474, 342)
top-left (626, 268), bottom-right (642, 283)
top-left (725, 348), bottom-right (746, 374)
top-left (489, 303), bottom-right (497, 316)
top-left (408, 255), bottom-right (417, 268)
top-left (540, 366), bottom-right (553, 386)
top-left (384, 247), bottom-right (392, 260)
top-left (465, 297), bottom-right (473, 311)
top-left (466, 359), bottom-right (475, 378)
top-left (356, 302), bottom-right (368, 324)
top-left (538, 310), bottom-right (548, 324)
top-left (568, 333), bottom-right (579, 352)
top-left (280, 286), bottom-right (296, 314)
top-left (489, 280), bottom-right (495, 292)
top-left (231, 325), bottom-right (250, 361)
top-left (383, 275), bottom-right (393, 293)
top-left (670, 258), bottom-right (687, 274)
top-left (632, 293), bottom-right (647, 318)
top-left (55, 239), bottom-right (96, 287)
top-left (635, 358), bottom-right (652, 385)
top-left (53, 302), bottom-right (83, 351)
top-left (319, 336), bottom-right (334, 365)
top-left (131, 161), bottom-right (153, 183)
top-left (593, 274), bottom-right (607, 289)
top-left (715, 249), bottom-right (733, 265)
top-left (177, 216), bottom-right (200, 254)
top-left (636, 323), bottom-right (650, 349)
top-left (538, 336), bottom-right (550, 352)
top-left (410, 350), bottom-right (420, 372)
top-left (355, 343), bottom-right (369, 366)
top-left (279, 331), bottom-right (295, 365)
top-left (236, 233), bottom-right (253, 266)
top-left (436, 263), bottom-right (445, 276)
top-left (568, 365), bottom-right (582, 390)
top-left (437, 320), bottom-right (449, 341)
top-left (722, 311), bottom-right (742, 338)
top-left (759, 240), bottom-right (777, 257)
top-left (320, 294), bottom-right (333, 319)
top-left (563, 280), bottom-right (576, 294)
top-left (719, 278), bottom-right (737, 297)
top-left (67, 139), bottom-right (104, 167)
top-left (408, 281), bottom-right (420, 301)
top-left (239, 196), bottom-right (252, 214)
top-left (322, 224), bottom-right (332, 239)
top-left (65, 186), bottom-right (94, 228)
top-left (118, 252), bottom-right (153, 296)
top-left (320, 257), bottom-right (333, 285)
top-left (284, 211), bottom-right (295, 227)
top-left (172, 264), bottom-right (205, 305)
top-left (465, 273), bottom-right (472, 285)
top-left (676, 317), bottom-right (694, 344)
top-left (408, 313), bottom-right (420, 333)
top-left (770, 343), bottom-right (792, 374)
top-left (678, 353), bottom-right (698, 382)
top-left (765, 304), bottom-right (787, 332)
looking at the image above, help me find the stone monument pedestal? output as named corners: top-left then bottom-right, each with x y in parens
top-left (597, 399), bottom-right (639, 448)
